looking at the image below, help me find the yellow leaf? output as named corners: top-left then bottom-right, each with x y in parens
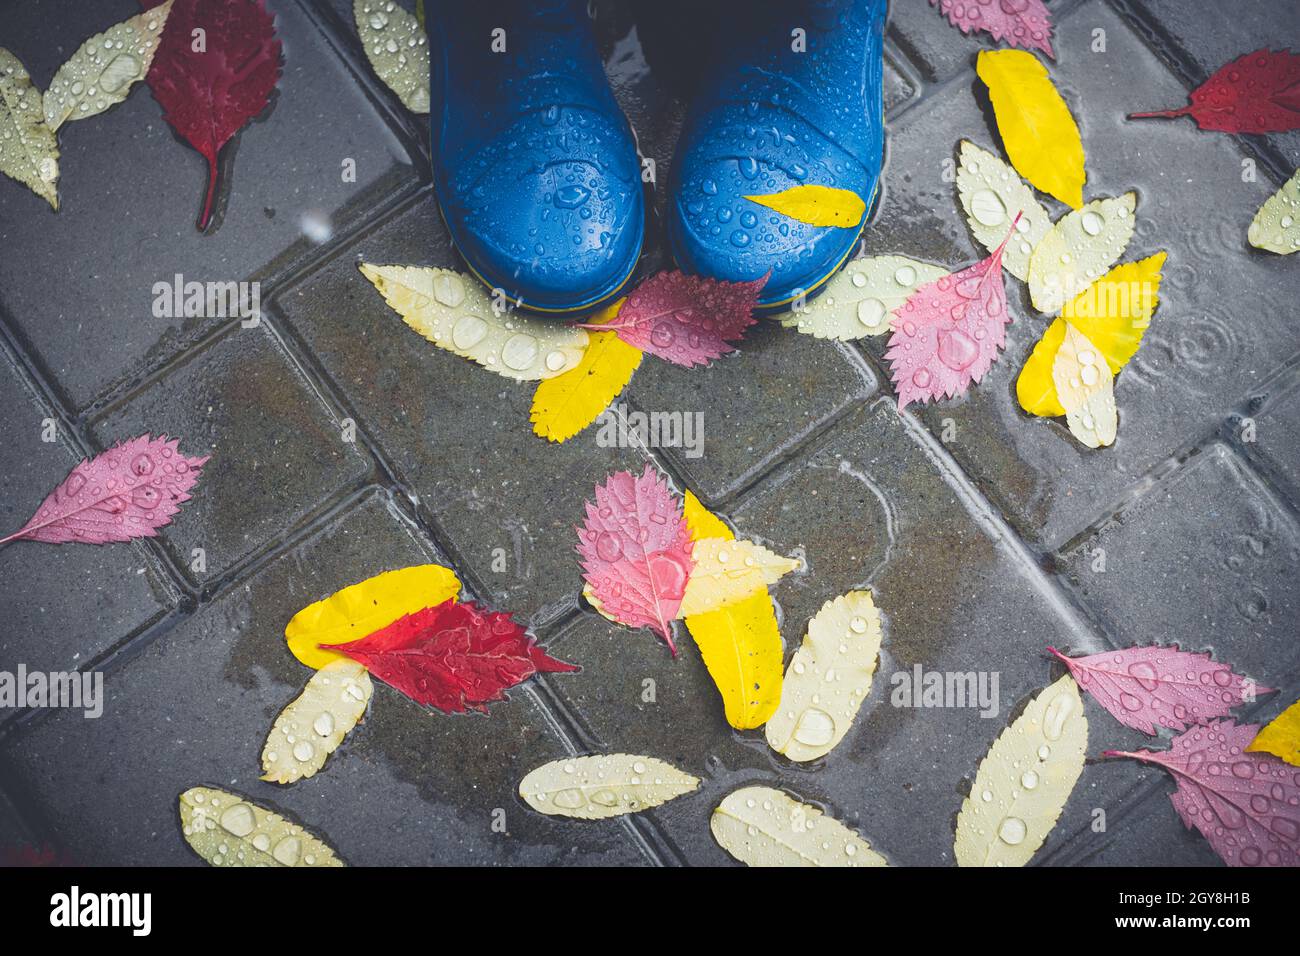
top-left (1016, 316), bottom-right (1068, 417)
top-left (1246, 698), bottom-right (1300, 767)
top-left (682, 489), bottom-right (732, 541)
top-left (679, 537), bottom-right (800, 617)
top-left (530, 299), bottom-right (642, 442)
top-left (0, 48), bottom-right (59, 209)
top-left (1061, 253), bottom-right (1165, 373)
top-left (1247, 168), bottom-right (1300, 255)
top-left (765, 590), bottom-right (882, 762)
top-left (262, 660), bottom-right (372, 784)
top-left (1027, 193), bottom-right (1137, 313)
top-left (179, 787), bottom-right (344, 867)
top-left (1052, 324), bottom-right (1117, 448)
top-left (955, 675), bottom-right (1087, 867)
top-left (743, 184), bottom-right (867, 228)
top-left (976, 49), bottom-right (1086, 210)
top-left (285, 564), bottom-right (461, 670)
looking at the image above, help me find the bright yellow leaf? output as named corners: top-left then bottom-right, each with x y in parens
top-left (743, 184), bottom-right (867, 228)
top-left (285, 564), bottom-right (461, 669)
top-left (1062, 253), bottom-right (1165, 373)
top-left (681, 491), bottom-right (783, 730)
top-left (1016, 317), bottom-right (1068, 417)
top-left (1246, 698), bottom-right (1300, 767)
top-left (530, 299), bottom-right (643, 443)
top-left (976, 49), bottom-right (1086, 210)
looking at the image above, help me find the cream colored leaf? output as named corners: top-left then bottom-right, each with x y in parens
top-left (1248, 168), bottom-right (1300, 255)
top-left (359, 264), bottom-right (589, 381)
top-left (519, 754), bottom-right (699, 819)
top-left (355, 0), bottom-right (430, 113)
top-left (262, 660), bottom-right (373, 785)
top-left (1052, 323), bottom-right (1117, 448)
top-left (43, 1), bottom-right (173, 132)
top-left (955, 140), bottom-right (1052, 282)
top-left (178, 787), bottom-right (344, 867)
top-left (774, 255), bottom-right (947, 339)
top-left (0, 49), bottom-right (59, 209)
top-left (711, 786), bottom-right (888, 867)
top-left (954, 675), bottom-right (1087, 867)
top-left (1028, 193), bottom-right (1137, 313)
top-left (678, 537), bottom-right (801, 617)
top-left (582, 582), bottom-right (618, 623)
top-left (765, 590), bottom-right (882, 762)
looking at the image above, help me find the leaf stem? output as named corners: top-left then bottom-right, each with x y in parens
top-left (198, 155), bottom-right (219, 231)
top-left (1127, 107), bottom-right (1191, 120)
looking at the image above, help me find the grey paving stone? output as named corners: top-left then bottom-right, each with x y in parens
top-left (542, 400), bottom-right (1136, 866)
top-left (272, 198), bottom-right (646, 628)
top-left (0, 0), bottom-right (417, 411)
top-left (1058, 444), bottom-right (1300, 687)
top-left (1041, 784), bottom-right (1224, 866)
top-left (1239, 370), bottom-right (1300, 505)
top-left (860, 3), bottom-right (1300, 548)
top-left (0, 346), bottom-right (175, 686)
top-left (1117, 0), bottom-right (1300, 169)
top-left (0, 787), bottom-right (40, 864)
top-left (87, 325), bottom-right (373, 590)
top-left (0, 492), bottom-right (646, 866)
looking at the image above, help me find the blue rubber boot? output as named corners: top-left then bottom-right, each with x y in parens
top-left (667, 0), bottom-right (887, 311)
top-left (428, 1), bottom-right (644, 315)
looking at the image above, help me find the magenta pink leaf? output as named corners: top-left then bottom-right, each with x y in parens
top-left (885, 217), bottom-right (1018, 410)
top-left (576, 465), bottom-right (693, 654)
top-left (1051, 645), bottom-right (1269, 736)
top-left (1106, 721), bottom-right (1300, 867)
top-left (585, 270), bottom-right (766, 367)
top-left (930, 0), bottom-right (1055, 59)
top-left (143, 0), bottom-right (283, 230)
top-left (0, 434), bottom-right (209, 546)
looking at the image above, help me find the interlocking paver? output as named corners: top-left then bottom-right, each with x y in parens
top-left (1040, 785), bottom-right (1224, 866)
top-left (0, 345), bottom-right (175, 688)
top-left (87, 324), bottom-right (373, 589)
top-left (0, 0), bottom-right (418, 411)
top-left (1238, 369), bottom-right (1300, 505)
top-left (0, 492), bottom-right (647, 866)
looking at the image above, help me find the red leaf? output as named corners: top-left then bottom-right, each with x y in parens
top-left (327, 600), bottom-right (578, 714)
top-left (1050, 645), bottom-right (1270, 736)
top-left (1129, 48), bottom-right (1300, 133)
top-left (1106, 721), bottom-right (1300, 867)
top-left (885, 215), bottom-right (1018, 410)
top-left (576, 465), bottom-right (693, 654)
top-left (0, 434), bottom-right (209, 546)
top-left (584, 271), bottom-right (766, 367)
top-left (142, 0), bottom-right (283, 230)
top-left (929, 0), bottom-right (1054, 60)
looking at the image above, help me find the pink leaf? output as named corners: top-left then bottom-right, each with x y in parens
top-left (1050, 645), bottom-right (1269, 736)
top-left (584, 270), bottom-right (766, 367)
top-left (0, 434), bottom-right (209, 546)
top-left (930, 0), bottom-right (1055, 59)
top-left (576, 465), bottom-right (693, 654)
top-left (885, 216), bottom-right (1018, 410)
top-left (1105, 721), bottom-right (1300, 867)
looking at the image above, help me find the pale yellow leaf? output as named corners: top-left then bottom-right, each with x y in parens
top-left (43, 1), bottom-right (173, 132)
top-left (743, 184), bottom-right (867, 228)
top-left (518, 754), bottom-right (699, 819)
top-left (955, 140), bottom-right (1052, 281)
top-left (360, 264), bottom-right (589, 381)
top-left (262, 660), bottom-right (373, 784)
top-left (774, 255), bottom-right (947, 339)
top-left (179, 787), bottom-right (344, 866)
top-left (1052, 323), bottom-right (1117, 448)
top-left (355, 0), bottom-right (430, 113)
top-left (954, 674), bottom-right (1087, 867)
top-left (976, 49), bottom-right (1086, 209)
top-left (765, 590), bottom-right (882, 762)
top-left (678, 537), bottom-right (800, 617)
top-left (1028, 193), bottom-right (1137, 313)
top-left (1247, 168), bottom-right (1300, 255)
top-left (711, 785), bottom-right (888, 867)
top-left (0, 49), bottom-right (59, 209)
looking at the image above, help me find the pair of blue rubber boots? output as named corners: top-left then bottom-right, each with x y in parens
top-left (429, 0), bottom-right (887, 315)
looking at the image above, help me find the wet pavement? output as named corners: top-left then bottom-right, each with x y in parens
top-left (0, 0), bottom-right (1297, 867)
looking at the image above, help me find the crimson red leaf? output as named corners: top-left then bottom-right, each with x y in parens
top-left (1050, 645), bottom-right (1269, 736)
top-left (585, 270), bottom-right (766, 367)
top-left (885, 215), bottom-right (1018, 409)
top-left (142, 0), bottom-right (283, 229)
top-left (929, 0), bottom-right (1054, 60)
top-left (1129, 48), bottom-right (1300, 133)
top-left (577, 465), bottom-right (693, 654)
top-left (327, 600), bottom-right (578, 714)
top-left (1106, 721), bottom-right (1300, 867)
top-left (0, 434), bottom-right (208, 546)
